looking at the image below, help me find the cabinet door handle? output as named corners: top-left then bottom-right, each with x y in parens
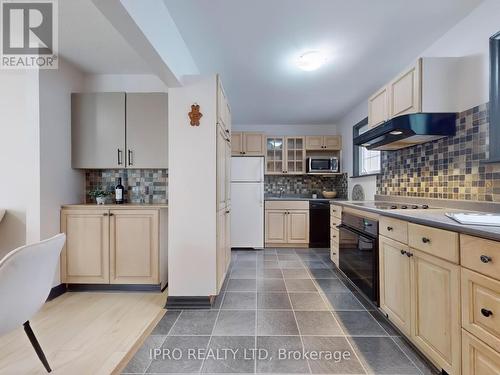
top-left (128, 150), bottom-right (133, 166)
top-left (109, 213), bottom-right (114, 216)
top-left (422, 237), bottom-right (431, 244)
top-left (480, 255), bottom-right (492, 263)
top-left (225, 210), bottom-right (230, 214)
top-left (481, 308), bottom-right (493, 317)
top-left (117, 149), bottom-right (123, 165)
top-left (387, 226), bottom-right (393, 231)
top-left (103, 213), bottom-right (109, 216)
top-left (400, 249), bottom-right (407, 255)
top-left (406, 252), bottom-right (413, 257)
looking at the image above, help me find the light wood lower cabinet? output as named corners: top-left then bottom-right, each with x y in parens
top-left (216, 207), bottom-right (231, 292)
top-left (61, 207), bottom-right (167, 287)
top-left (379, 236), bottom-right (411, 336)
top-left (110, 210), bottom-right (159, 284)
top-left (462, 329), bottom-right (500, 375)
top-left (411, 249), bottom-right (461, 375)
top-left (265, 201), bottom-right (309, 247)
top-left (61, 209), bottom-right (110, 284)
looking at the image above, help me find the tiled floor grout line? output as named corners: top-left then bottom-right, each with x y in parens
top-left (282, 257), bottom-right (313, 375)
top-left (142, 310), bottom-right (183, 375)
top-left (304, 249), bottom-right (369, 375)
top-left (312, 250), bottom-right (426, 375)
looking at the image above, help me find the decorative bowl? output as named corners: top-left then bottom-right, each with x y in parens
top-left (322, 190), bottom-right (337, 199)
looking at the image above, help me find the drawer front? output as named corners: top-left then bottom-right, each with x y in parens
top-left (330, 215), bottom-right (341, 229)
top-left (462, 329), bottom-right (500, 375)
top-left (330, 204), bottom-right (342, 219)
top-left (265, 200), bottom-right (309, 210)
top-left (461, 235), bottom-right (500, 281)
top-left (380, 216), bottom-right (408, 244)
top-left (330, 227), bottom-right (339, 242)
top-left (408, 223), bottom-right (459, 263)
top-left (462, 268), bottom-right (500, 352)
top-left (330, 238), bottom-right (339, 265)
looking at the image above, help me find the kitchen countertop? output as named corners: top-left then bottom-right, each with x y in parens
top-left (62, 203), bottom-right (168, 209)
top-left (265, 194), bottom-right (344, 201)
top-left (332, 200), bottom-right (500, 242)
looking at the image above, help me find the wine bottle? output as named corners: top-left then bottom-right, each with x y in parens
top-left (115, 177), bottom-right (124, 204)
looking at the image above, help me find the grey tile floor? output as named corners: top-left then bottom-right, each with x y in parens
top-left (123, 248), bottom-right (438, 374)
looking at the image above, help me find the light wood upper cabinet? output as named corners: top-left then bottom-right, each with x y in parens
top-left (265, 137), bottom-right (285, 174)
top-left (368, 86), bottom-right (389, 128)
top-left (217, 127), bottom-right (228, 211)
top-left (286, 137), bottom-right (306, 174)
top-left (389, 59), bottom-right (422, 118)
top-left (324, 136), bottom-right (342, 150)
top-left (232, 132), bottom-right (265, 156)
top-left (411, 249), bottom-right (461, 375)
top-left (60, 209), bottom-right (110, 284)
top-left (379, 236), bottom-right (411, 336)
top-left (265, 210), bottom-right (287, 244)
top-left (217, 77), bottom-right (231, 134)
top-left (287, 210), bottom-right (309, 243)
top-left (126, 93), bottom-right (168, 168)
top-left (109, 209), bottom-right (159, 284)
top-left (305, 135), bottom-right (342, 150)
top-left (72, 92), bottom-right (168, 169)
top-left (305, 136), bottom-right (324, 150)
top-left (231, 132), bottom-right (243, 155)
top-left (72, 93), bottom-right (126, 169)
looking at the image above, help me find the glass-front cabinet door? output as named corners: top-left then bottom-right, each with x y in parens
top-left (286, 137), bottom-right (305, 174)
top-left (266, 137), bottom-right (285, 174)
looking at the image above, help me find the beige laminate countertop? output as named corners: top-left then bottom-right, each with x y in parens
top-left (62, 203), bottom-right (168, 209)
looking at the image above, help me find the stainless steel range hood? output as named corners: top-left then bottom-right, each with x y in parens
top-left (353, 113), bottom-right (457, 151)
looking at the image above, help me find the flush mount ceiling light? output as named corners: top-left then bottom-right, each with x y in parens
top-left (390, 130), bottom-right (403, 135)
top-left (296, 51), bottom-right (327, 71)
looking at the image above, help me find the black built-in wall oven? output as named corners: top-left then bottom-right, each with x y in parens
top-left (338, 212), bottom-right (379, 305)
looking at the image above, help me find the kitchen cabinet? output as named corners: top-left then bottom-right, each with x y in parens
top-left (379, 221), bottom-right (461, 374)
top-left (71, 92), bottom-right (168, 169)
top-left (60, 206), bottom-right (168, 287)
top-left (265, 201), bottom-right (309, 247)
top-left (462, 329), bottom-right (500, 375)
top-left (217, 79), bottom-right (231, 134)
top-left (109, 209), bottom-right (159, 284)
top-left (388, 59), bottom-right (421, 118)
top-left (368, 86), bottom-right (389, 128)
top-left (71, 93), bottom-right (125, 169)
top-left (410, 249), bottom-right (461, 375)
top-left (126, 93), bottom-right (168, 168)
top-left (368, 57), bottom-right (464, 129)
top-left (305, 135), bottom-right (342, 150)
top-left (265, 136), bottom-right (305, 174)
top-left (60, 209), bottom-right (110, 284)
top-left (232, 132), bottom-right (265, 156)
top-left (379, 236), bottom-right (411, 336)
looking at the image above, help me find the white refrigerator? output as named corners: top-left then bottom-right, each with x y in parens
top-left (231, 156), bottom-right (264, 249)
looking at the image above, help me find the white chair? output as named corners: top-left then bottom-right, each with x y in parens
top-left (0, 234), bottom-right (66, 373)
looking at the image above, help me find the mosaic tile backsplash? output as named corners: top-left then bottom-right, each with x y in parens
top-left (377, 103), bottom-right (500, 202)
top-left (265, 173), bottom-right (348, 199)
top-left (85, 169), bottom-right (168, 204)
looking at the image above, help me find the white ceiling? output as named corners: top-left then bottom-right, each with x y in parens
top-left (58, 0), bottom-right (151, 74)
top-left (164, 0), bottom-right (483, 125)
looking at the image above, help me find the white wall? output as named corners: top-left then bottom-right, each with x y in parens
top-left (0, 70), bottom-right (40, 258)
top-left (39, 59), bottom-right (86, 285)
top-left (338, 0), bottom-right (500, 199)
top-left (83, 73), bottom-right (168, 92)
top-left (233, 123), bottom-right (338, 136)
top-left (168, 75), bottom-right (218, 296)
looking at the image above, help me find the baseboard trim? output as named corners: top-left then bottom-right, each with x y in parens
top-left (46, 283), bottom-right (67, 301)
top-left (165, 296), bottom-right (213, 310)
top-left (67, 284), bottom-right (162, 292)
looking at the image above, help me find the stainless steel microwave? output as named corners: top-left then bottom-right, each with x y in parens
top-left (306, 157), bottom-right (339, 174)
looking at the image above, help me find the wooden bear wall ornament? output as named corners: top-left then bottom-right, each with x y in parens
top-left (188, 104), bottom-right (202, 126)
